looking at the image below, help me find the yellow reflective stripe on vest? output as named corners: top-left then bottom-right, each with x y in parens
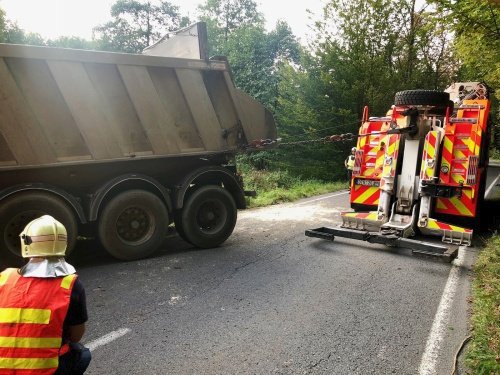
top-left (0, 269), bottom-right (15, 286)
top-left (347, 156), bottom-right (355, 169)
top-left (0, 308), bottom-right (51, 324)
top-left (61, 274), bottom-right (76, 290)
top-left (0, 356), bottom-right (59, 370)
top-left (0, 273), bottom-right (7, 287)
top-left (0, 336), bottom-right (62, 348)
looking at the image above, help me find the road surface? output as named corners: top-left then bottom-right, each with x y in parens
top-left (486, 160), bottom-right (500, 202)
top-left (70, 191), bottom-right (476, 375)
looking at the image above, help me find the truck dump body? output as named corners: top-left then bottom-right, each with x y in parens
top-left (0, 43), bottom-right (275, 169)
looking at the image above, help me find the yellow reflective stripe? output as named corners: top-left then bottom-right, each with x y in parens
top-left (0, 356), bottom-right (58, 370)
top-left (0, 336), bottom-right (61, 348)
top-left (436, 199), bottom-right (447, 210)
top-left (0, 273), bottom-right (8, 287)
top-left (354, 187), bottom-right (378, 204)
top-left (449, 197), bottom-right (473, 216)
top-left (61, 274), bottom-right (76, 290)
top-left (443, 137), bottom-right (453, 154)
top-left (0, 269), bottom-right (15, 286)
top-left (0, 308), bottom-right (51, 324)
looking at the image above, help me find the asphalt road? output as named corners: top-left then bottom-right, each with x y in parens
top-left (71, 191), bottom-right (476, 375)
top-left (486, 160), bottom-right (500, 202)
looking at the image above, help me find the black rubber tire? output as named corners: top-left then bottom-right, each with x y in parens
top-left (394, 90), bottom-right (450, 107)
top-left (474, 167), bottom-right (488, 232)
top-left (173, 210), bottom-right (190, 243)
top-left (98, 190), bottom-right (168, 261)
top-left (428, 100), bottom-right (455, 116)
top-left (181, 185), bottom-right (237, 249)
top-left (0, 191), bottom-right (78, 264)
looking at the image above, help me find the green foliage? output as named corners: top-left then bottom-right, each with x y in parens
top-left (93, 0), bottom-right (185, 53)
top-left (224, 25), bottom-right (275, 106)
top-left (431, 0), bottom-right (500, 152)
top-left (0, 7), bottom-right (5, 42)
top-left (2, 21), bottom-right (45, 45)
top-left (47, 36), bottom-right (96, 50)
top-left (199, 0), bottom-right (300, 110)
top-left (465, 235), bottom-right (500, 374)
top-left (0, 7), bottom-right (44, 46)
top-left (239, 165), bottom-right (347, 208)
top-left (312, 0), bottom-right (458, 116)
top-left (490, 148), bottom-right (500, 161)
top-left (198, 0), bottom-right (264, 49)
top-left (266, 0), bottom-right (467, 182)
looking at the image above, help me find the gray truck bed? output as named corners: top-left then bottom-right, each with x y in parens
top-left (0, 43), bottom-right (275, 169)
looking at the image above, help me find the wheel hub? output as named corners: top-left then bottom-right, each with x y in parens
top-left (196, 200), bottom-right (227, 233)
top-left (116, 207), bottom-right (154, 244)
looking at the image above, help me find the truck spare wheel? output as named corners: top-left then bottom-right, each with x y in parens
top-left (98, 190), bottom-right (168, 261)
top-left (394, 90), bottom-right (450, 106)
top-left (180, 185), bottom-right (237, 248)
top-left (0, 191), bottom-right (78, 259)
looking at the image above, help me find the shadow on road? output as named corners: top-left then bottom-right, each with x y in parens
top-left (66, 231), bottom-right (198, 270)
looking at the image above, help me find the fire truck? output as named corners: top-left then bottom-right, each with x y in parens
top-left (306, 82), bottom-right (491, 261)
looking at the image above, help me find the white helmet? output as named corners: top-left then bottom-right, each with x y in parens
top-left (351, 147), bottom-right (357, 152)
top-left (19, 215), bottom-right (67, 258)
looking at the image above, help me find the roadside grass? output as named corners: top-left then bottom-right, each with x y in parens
top-left (241, 168), bottom-right (347, 208)
top-left (489, 148), bottom-right (500, 160)
top-left (466, 234), bottom-right (500, 374)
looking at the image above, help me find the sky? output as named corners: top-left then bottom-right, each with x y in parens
top-left (0, 0), bottom-right (327, 44)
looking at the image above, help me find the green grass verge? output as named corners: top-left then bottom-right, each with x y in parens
top-left (240, 168), bottom-right (348, 208)
top-left (466, 234), bottom-right (500, 374)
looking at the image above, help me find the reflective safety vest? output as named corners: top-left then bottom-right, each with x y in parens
top-left (346, 155), bottom-right (355, 170)
top-left (0, 268), bottom-right (77, 375)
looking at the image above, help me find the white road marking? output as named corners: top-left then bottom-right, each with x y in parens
top-left (418, 247), bottom-right (466, 375)
top-left (85, 328), bottom-right (131, 351)
top-left (484, 173), bottom-right (499, 199)
top-left (297, 191), bottom-right (349, 205)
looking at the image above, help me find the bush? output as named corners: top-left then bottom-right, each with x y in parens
top-left (466, 234), bottom-right (500, 374)
top-left (238, 162), bottom-right (348, 208)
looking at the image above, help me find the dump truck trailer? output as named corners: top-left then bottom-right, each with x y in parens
top-left (0, 24), bottom-right (276, 262)
top-left (306, 82), bottom-right (491, 261)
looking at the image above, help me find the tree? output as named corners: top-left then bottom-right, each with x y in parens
top-left (2, 21), bottom-right (45, 46)
top-left (430, 0), bottom-right (499, 151)
top-left (93, 0), bottom-right (187, 53)
top-left (223, 21), bottom-right (300, 110)
top-left (0, 6), bottom-right (45, 46)
top-left (47, 36), bottom-right (96, 50)
top-left (431, 0), bottom-right (499, 94)
top-left (0, 7), bottom-right (5, 42)
top-left (310, 0), bottom-right (459, 117)
top-left (198, 0), bottom-right (300, 110)
top-left (265, 0), bottom-right (462, 180)
top-left (198, 0), bottom-right (263, 48)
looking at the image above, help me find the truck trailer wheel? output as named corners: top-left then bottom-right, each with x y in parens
top-left (173, 210), bottom-right (190, 243)
top-left (394, 90), bottom-right (450, 107)
top-left (181, 185), bottom-right (237, 248)
top-left (0, 191), bottom-right (78, 263)
top-left (98, 190), bottom-right (168, 260)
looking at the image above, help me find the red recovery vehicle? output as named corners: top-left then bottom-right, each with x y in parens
top-left (306, 82), bottom-right (491, 261)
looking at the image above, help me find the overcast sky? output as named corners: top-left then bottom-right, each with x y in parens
top-left (0, 0), bottom-right (326, 44)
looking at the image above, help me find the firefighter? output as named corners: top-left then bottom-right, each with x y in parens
top-left (0, 215), bottom-right (91, 374)
top-left (345, 147), bottom-right (356, 182)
